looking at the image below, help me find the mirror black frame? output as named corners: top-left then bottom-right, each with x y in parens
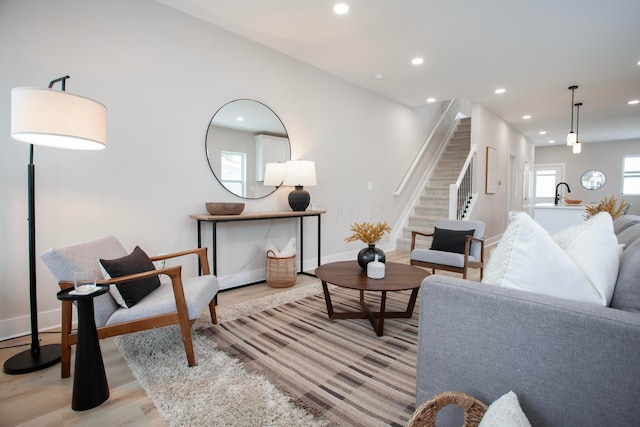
top-left (205, 99), bottom-right (291, 199)
top-left (580, 170), bottom-right (606, 190)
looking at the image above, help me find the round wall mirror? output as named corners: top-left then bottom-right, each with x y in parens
top-left (206, 99), bottom-right (291, 199)
top-left (581, 170), bottom-right (606, 190)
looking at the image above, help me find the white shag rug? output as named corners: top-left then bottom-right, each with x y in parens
top-left (115, 283), bottom-right (330, 427)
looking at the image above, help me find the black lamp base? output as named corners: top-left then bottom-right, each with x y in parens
top-left (288, 186), bottom-right (310, 211)
top-left (3, 343), bottom-right (61, 375)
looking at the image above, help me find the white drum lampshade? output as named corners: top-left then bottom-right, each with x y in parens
top-left (11, 87), bottom-right (107, 150)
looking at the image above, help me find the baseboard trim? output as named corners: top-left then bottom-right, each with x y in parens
top-left (0, 308), bottom-right (63, 341)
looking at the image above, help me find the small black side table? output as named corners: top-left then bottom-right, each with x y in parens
top-left (57, 285), bottom-right (110, 411)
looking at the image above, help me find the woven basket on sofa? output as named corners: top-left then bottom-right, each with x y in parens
top-left (406, 391), bottom-right (488, 427)
top-left (265, 249), bottom-right (296, 288)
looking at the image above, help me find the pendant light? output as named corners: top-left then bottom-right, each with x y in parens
top-left (572, 102), bottom-right (582, 154)
top-left (567, 85), bottom-right (578, 146)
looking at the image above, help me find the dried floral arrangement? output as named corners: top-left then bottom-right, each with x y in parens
top-left (345, 221), bottom-right (392, 246)
top-left (584, 195), bottom-right (629, 220)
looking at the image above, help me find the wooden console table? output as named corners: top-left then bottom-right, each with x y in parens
top-left (190, 210), bottom-right (325, 282)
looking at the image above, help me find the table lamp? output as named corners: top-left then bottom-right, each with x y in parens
top-left (283, 160), bottom-right (316, 211)
top-left (5, 76), bottom-right (106, 374)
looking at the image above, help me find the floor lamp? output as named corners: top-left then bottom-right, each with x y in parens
top-left (4, 76), bottom-right (107, 374)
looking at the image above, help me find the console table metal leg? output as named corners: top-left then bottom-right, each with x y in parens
top-left (196, 220), bottom-right (203, 274)
top-left (300, 217), bottom-right (304, 274)
top-left (317, 215), bottom-right (321, 269)
top-left (211, 222), bottom-right (218, 276)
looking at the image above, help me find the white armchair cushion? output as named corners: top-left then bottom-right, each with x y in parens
top-left (106, 274), bottom-right (219, 325)
top-left (410, 249), bottom-right (479, 268)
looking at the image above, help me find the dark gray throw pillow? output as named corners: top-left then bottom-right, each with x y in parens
top-left (100, 246), bottom-right (160, 308)
top-left (430, 227), bottom-right (475, 254)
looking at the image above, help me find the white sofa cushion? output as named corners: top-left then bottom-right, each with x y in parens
top-left (482, 212), bottom-right (619, 306)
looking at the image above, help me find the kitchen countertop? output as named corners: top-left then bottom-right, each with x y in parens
top-left (535, 203), bottom-right (586, 209)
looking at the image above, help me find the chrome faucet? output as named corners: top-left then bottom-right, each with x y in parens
top-left (555, 182), bottom-right (571, 205)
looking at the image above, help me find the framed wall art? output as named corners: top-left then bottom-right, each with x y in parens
top-left (486, 146), bottom-right (497, 194)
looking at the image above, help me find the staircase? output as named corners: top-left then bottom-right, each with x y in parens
top-left (397, 118), bottom-right (471, 251)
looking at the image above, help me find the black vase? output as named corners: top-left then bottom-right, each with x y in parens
top-left (357, 245), bottom-right (386, 271)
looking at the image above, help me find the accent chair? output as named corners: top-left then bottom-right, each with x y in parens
top-left (41, 235), bottom-right (218, 378)
top-left (410, 219), bottom-right (485, 280)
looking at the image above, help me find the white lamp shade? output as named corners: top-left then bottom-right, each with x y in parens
top-left (566, 131), bottom-right (577, 146)
top-left (572, 141), bottom-right (582, 154)
top-left (11, 87), bottom-right (107, 150)
top-left (263, 162), bottom-right (285, 186)
top-left (283, 160), bottom-right (317, 187)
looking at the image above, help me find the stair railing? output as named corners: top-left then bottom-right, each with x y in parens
top-left (449, 144), bottom-right (477, 220)
top-left (394, 99), bottom-right (456, 196)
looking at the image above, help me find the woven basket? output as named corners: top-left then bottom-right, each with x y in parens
top-left (405, 391), bottom-right (488, 427)
top-left (265, 250), bottom-right (297, 288)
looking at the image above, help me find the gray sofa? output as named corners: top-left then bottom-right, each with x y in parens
top-left (415, 215), bottom-right (640, 426)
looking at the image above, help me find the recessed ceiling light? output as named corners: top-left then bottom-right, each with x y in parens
top-left (522, 115), bottom-right (531, 119)
top-left (494, 88), bottom-right (506, 94)
top-left (333, 3), bottom-right (349, 14)
top-left (629, 99), bottom-right (640, 105)
top-left (236, 116), bottom-right (244, 122)
top-left (637, 60), bottom-right (640, 66)
top-left (411, 57), bottom-right (424, 65)
top-left (539, 131), bottom-right (547, 135)
top-left (373, 73), bottom-right (384, 79)
top-left (548, 140), bottom-right (555, 144)
top-left (426, 97), bottom-right (436, 103)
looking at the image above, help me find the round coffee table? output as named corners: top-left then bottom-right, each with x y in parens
top-left (315, 261), bottom-right (429, 336)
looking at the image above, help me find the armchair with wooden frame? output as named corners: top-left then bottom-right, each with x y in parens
top-left (41, 236), bottom-right (218, 378)
top-left (410, 219), bottom-right (485, 280)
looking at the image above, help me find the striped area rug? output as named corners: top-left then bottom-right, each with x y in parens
top-left (200, 286), bottom-right (420, 426)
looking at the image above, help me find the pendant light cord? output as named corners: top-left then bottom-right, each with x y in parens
top-left (569, 86), bottom-right (577, 132)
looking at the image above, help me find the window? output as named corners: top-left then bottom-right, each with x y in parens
top-left (220, 151), bottom-right (246, 197)
top-left (533, 164), bottom-right (565, 204)
top-left (622, 155), bottom-right (640, 195)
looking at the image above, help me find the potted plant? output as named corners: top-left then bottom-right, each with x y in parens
top-left (345, 221), bottom-right (391, 270)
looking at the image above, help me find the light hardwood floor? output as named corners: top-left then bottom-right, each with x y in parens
top-left (0, 250), bottom-right (478, 426)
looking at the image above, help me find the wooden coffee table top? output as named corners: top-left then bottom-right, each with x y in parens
top-left (315, 261), bottom-right (429, 292)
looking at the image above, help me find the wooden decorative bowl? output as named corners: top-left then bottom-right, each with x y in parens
top-left (205, 202), bottom-right (245, 215)
top-left (564, 198), bottom-right (582, 205)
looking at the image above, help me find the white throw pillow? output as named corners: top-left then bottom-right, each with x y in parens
top-left (279, 238), bottom-right (297, 257)
top-left (551, 212), bottom-right (619, 305)
top-left (265, 238), bottom-right (297, 258)
top-left (265, 241), bottom-right (279, 256)
top-left (482, 212), bottom-right (618, 306)
top-left (478, 391), bottom-right (531, 427)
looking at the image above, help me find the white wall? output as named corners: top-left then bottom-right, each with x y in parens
top-left (469, 104), bottom-right (536, 241)
top-left (0, 0), bottom-right (441, 338)
top-left (535, 139), bottom-right (640, 215)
